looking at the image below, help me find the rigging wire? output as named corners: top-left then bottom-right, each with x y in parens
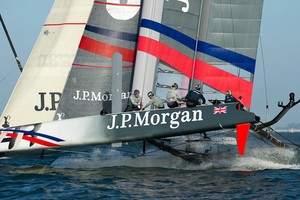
top-left (220, 0), bottom-right (243, 98)
top-left (229, 0), bottom-right (242, 98)
top-left (189, 0), bottom-right (203, 90)
top-left (0, 62), bottom-right (18, 85)
top-left (219, 0), bottom-right (229, 93)
top-left (259, 36), bottom-right (270, 122)
top-left (0, 14), bottom-right (23, 72)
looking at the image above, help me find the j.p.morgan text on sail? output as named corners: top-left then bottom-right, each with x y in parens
top-left (73, 90), bottom-right (130, 101)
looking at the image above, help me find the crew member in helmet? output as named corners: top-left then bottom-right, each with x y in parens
top-left (185, 84), bottom-right (206, 107)
top-left (224, 90), bottom-right (238, 103)
top-left (166, 83), bottom-right (183, 108)
top-left (125, 89), bottom-right (143, 111)
top-left (142, 91), bottom-right (165, 110)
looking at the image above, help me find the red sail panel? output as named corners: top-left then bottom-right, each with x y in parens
top-left (137, 36), bottom-right (253, 108)
top-left (79, 36), bottom-right (136, 63)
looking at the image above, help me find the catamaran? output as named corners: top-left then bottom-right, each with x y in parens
top-left (0, 0), bottom-right (299, 161)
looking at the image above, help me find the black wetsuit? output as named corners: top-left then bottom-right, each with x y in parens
top-left (224, 94), bottom-right (238, 103)
top-left (185, 90), bottom-right (206, 107)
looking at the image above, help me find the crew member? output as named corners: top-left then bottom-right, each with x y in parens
top-left (224, 90), bottom-right (244, 110)
top-left (224, 90), bottom-right (238, 103)
top-left (142, 91), bottom-right (164, 110)
top-left (125, 89), bottom-right (143, 111)
top-left (166, 83), bottom-right (183, 108)
top-left (185, 84), bottom-right (206, 107)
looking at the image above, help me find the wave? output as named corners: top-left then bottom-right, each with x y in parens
top-left (50, 143), bottom-right (300, 171)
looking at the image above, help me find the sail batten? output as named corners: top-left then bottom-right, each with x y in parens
top-left (85, 25), bottom-right (138, 42)
top-left (94, 1), bottom-right (141, 7)
top-left (44, 23), bottom-right (87, 26)
top-left (72, 63), bottom-right (133, 69)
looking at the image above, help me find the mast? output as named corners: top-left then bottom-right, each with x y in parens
top-left (0, 14), bottom-right (23, 72)
top-left (132, 0), bottom-right (164, 103)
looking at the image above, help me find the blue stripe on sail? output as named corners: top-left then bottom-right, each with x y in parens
top-left (85, 25), bottom-right (138, 42)
top-left (141, 19), bottom-right (196, 50)
top-left (197, 41), bottom-right (256, 74)
top-left (141, 19), bottom-right (255, 74)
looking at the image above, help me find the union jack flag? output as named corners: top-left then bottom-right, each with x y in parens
top-left (213, 106), bottom-right (227, 114)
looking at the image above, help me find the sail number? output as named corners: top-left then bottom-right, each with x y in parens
top-left (106, 0), bottom-right (141, 20)
top-left (106, 0), bottom-right (189, 20)
top-left (166, 0), bottom-right (189, 12)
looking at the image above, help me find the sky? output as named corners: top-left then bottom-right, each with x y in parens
top-left (0, 0), bottom-right (300, 128)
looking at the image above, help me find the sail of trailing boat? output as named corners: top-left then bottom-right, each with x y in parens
top-left (55, 0), bottom-right (141, 120)
top-left (0, 0), bottom-right (94, 127)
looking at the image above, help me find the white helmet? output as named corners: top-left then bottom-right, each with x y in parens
top-left (194, 84), bottom-right (201, 91)
top-left (147, 91), bottom-right (154, 97)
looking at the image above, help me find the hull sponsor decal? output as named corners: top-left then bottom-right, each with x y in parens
top-left (0, 129), bottom-right (64, 148)
top-left (107, 110), bottom-right (203, 130)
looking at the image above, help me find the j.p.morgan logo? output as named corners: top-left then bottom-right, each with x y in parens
top-left (73, 90), bottom-right (130, 102)
top-left (35, 92), bottom-right (61, 111)
top-left (107, 110), bottom-right (203, 130)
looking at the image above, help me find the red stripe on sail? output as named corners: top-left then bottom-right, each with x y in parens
top-left (44, 23), bottom-right (86, 26)
top-left (72, 63), bottom-right (133, 69)
top-left (7, 133), bottom-right (60, 147)
top-left (137, 36), bottom-right (253, 108)
top-left (94, 1), bottom-right (140, 7)
top-left (194, 60), bottom-right (253, 108)
top-left (79, 36), bottom-right (136, 63)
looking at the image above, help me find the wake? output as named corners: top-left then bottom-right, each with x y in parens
top-left (50, 145), bottom-right (300, 171)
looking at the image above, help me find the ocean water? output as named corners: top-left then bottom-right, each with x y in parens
top-left (1, 132), bottom-right (300, 200)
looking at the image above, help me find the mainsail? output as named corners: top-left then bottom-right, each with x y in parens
top-left (133, 0), bottom-right (263, 109)
top-left (55, 0), bottom-right (141, 120)
top-left (1, 0), bottom-right (94, 126)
